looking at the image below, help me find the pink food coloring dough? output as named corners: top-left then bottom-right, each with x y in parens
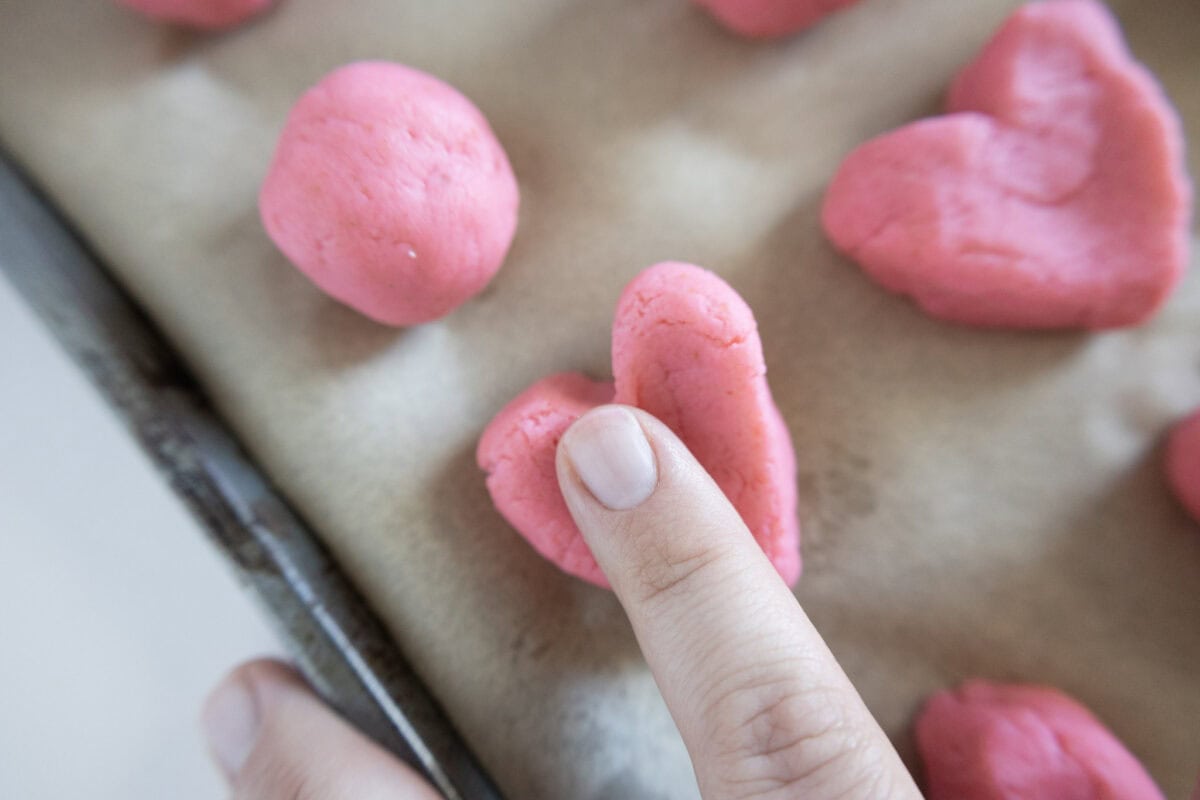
top-left (917, 681), bottom-right (1164, 800)
top-left (693, 0), bottom-right (860, 38)
top-left (477, 262), bottom-right (800, 588)
top-left (116, 0), bottom-right (275, 29)
top-left (821, 0), bottom-right (1191, 329)
top-left (260, 61), bottom-right (518, 326)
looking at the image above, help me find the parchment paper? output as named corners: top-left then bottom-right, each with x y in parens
top-left (1, 0), bottom-right (1198, 796)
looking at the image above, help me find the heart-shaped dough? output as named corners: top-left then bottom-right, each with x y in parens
top-left (477, 262), bottom-right (800, 588)
top-left (821, 0), bottom-right (1191, 329)
top-left (916, 681), bottom-right (1164, 799)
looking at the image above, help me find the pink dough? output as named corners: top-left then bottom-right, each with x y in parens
top-left (260, 62), bottom-right (518, 326)
top-left (1165, 409), bottom-right (1200, 524)
top-left (916, 681), bottom-right (1164, 800)
top-left (477, 262), bottom-right (800, 588)
top-left (117, 0), bottom-right (274, 29)
top-left (821, 0), bottom-right (1191, 329)
top-left (692, 0), bottom-right (859, 38)
top-left (476, 373), bottom-right (617, 584)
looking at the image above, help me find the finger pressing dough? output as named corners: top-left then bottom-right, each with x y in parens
top-left (477, 262), bottom-right (800, 588)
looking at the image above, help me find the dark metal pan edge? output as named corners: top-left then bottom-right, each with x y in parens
top-left (0, 150), bottom-right (504, 800)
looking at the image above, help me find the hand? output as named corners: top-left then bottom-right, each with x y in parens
top-left (201, 659), bottom-right (441, 799)
top-left (202, 405), bottom-right (921, 799)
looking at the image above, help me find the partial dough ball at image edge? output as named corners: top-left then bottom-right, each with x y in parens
top-left (116, 0), bottom-right (276, 29)
top-left (260, 61), bottom-right (519, 326)
top-left (916, 680), bottom-right (1164, 800)
top-left (692, 0), bottom-right (861, 38)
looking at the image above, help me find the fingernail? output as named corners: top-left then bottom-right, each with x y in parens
top-left (563, 406), bottom-right (657, 510)
top-left (202, 676), bottom-right (261, 780)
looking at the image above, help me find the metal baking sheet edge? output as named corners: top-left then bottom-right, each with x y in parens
top-left (0, 150), bottom-right (504, 800)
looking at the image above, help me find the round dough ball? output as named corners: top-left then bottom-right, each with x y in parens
top-left (117, 0), bottom-right (275, 29)
top-left (260, 61), bottom-right (519, 326)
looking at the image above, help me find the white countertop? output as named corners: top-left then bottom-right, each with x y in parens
top-left (0, 275), bottom-right (281, 799)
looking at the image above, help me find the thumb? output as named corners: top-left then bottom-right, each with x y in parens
top-left (556, 405), bottom-right (920, 800)
top-left (201, 659), bottom-right (440, 800)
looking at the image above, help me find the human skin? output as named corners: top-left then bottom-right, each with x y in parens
top-left (477, 262), bottom-right (800, 588)
top-left (821, 0), bottom-right (1190, 330)
top-left (203, 405), bottom-right (921, 800)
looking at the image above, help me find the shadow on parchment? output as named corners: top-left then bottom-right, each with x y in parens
top-left (144, 2), bottom-right (287, 63)
top-left (702, 183), bottom-right (1190, 781)
top-left (300, 288), bottom-right (409, 370)
top-left (429, 442), bottom-right (644, 678)
top-left (966, 447), bottom-right (1200, 797)
top-left (738, 187), bottom-right (1092, 404)
top-left (1117, 0), bottom-right (1200, 191)
top-left (806, 445), bottom-right (1200, 796)
top-left (725, 186), bottom-right (1089, 558)
top-left (208, 205), bottom-right (409, 371)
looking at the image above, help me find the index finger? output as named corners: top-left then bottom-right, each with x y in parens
top-left (557, 405), bottom-right (920, 800)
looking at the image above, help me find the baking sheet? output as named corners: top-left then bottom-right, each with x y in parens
top-left (1, 0), bottom-right (1198, 797)
top-left (0, 154), bottom-right (501, 800)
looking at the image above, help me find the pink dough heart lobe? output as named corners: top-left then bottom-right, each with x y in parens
top-left (477, 262), bottom-right (800, 588)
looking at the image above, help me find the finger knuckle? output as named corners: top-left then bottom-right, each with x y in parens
top-left (705, 674), bottom-right (877, 800)
top-left (227, 658), bottom-right (301, 692)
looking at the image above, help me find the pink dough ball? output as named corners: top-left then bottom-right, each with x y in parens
top-left (477, 373), bottom-right (617, 586)
top-left (260, 61), bottom-right (519, 326)
top-left (116, 0), bottom-right (275, 29)
top-left (611, 262), bottom-right (800, 584)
